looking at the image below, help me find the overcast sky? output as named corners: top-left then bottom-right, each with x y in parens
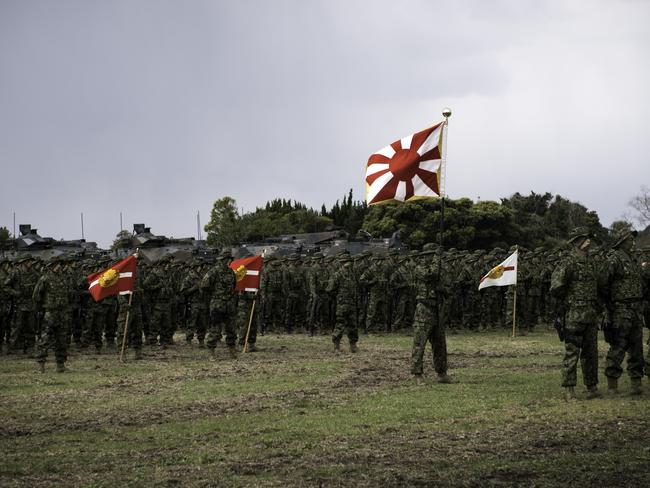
top-left (1, 0), bottom-right (649, 247)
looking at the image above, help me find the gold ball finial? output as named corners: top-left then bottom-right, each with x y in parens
top-left (442, 107), bottom-right (452, 118)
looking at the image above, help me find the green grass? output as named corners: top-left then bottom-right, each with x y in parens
top-left (1, 329), bottom-right (649, 487)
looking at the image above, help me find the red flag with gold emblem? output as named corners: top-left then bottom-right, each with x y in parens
top-left (87, 255), bottom-right (137, 302)
top-left (229, 255), bottom-right (263, 292)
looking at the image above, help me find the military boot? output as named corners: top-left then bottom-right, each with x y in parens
top-left (436, 373), bottom-right (453, 384)
top-left (247, 344), bottom-right (258, 353)
top-left (585, 385), bottom-right (602, 399)
top-left (38, 361), bottom-right (45, 374)
top-left (56, 362), bottom-right (66, 373)
top-left (564, 386), bottom-right (576, 401)
top-left (134, 349), bottom-right (143, 361)
top-left (333, 338), bottom-right (341, 353)
top-left (349, 342), bottom-right (358, 353)
top-left (607, 377), bottom-right (618, 394)
top-left (198, 338), bottom-right (205, 348)
top-left (630, 378), bottom-right (642, 395)
top-left (209, 348), bottom-right (217, 360)
top-left (95, 346), bottom-right (102, 355)
top-left (227, 345), bottom-right (238, 359)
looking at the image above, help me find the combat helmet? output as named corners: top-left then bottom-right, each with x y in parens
top-left (567, 226), bottom-right (592, 244)
top-left (612, 229), bottom-right (638, 249)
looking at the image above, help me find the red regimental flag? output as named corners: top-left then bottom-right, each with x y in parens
top-left (366, 121), bottom-right (446, 205)
top-left (87, 255), bottom-right (137, 302)
top-left (229, 255), bottom-right (263, 292)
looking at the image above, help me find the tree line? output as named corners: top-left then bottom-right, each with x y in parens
top-left (204, 189), bottom-right (649, 250)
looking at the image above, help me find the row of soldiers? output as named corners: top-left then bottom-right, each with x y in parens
top-left (0, 249), bottom-right (254, 371)
top-left (1, 234), bottom-right (649, 381)
top-left (0, 245), bottom-right (556, 359)
top-left (262, 246), bottom-right (567, 335)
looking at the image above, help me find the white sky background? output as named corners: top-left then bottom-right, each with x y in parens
top-left (1, 0), bottom-right (648, 248)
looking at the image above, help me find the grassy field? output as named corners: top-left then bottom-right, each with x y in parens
top-left (1, 329), bottom-right (649, 487)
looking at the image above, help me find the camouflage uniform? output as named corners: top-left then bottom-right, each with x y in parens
top-left (143, 257), bottom-right (174, 346)
top-left (180, 261), bottom-right (208, 345)
top-left (360, 255), bottom-right (390, 332)
top-left (550, 228), bottom-right (604, 397)
top-left (638, 245), bottom-right (650, 379)
top-left (202, 251), bottom-right (237, 354)
top-left (282, 255), bottom-right (305, 333)
top-left (0, 259), bottom-right (18, 353)
top-left (33, 258), bottom-right (71, 371)
top-left (12, 257), bottom-right (38, 353)
top-left (411, 245), bottom-right (449, 380)
top-left (307, 254), bottom-right (327, 335)
top-left (326, 253), bottom-right (358, 351)
top-left (604, 231), bottom-right (645, 392)
top-left (261, 257), bottom-right (283, 332)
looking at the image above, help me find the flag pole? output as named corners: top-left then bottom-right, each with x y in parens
top-left (242, 292), bottom-right (257, 353)
top-left (119, 250), bottom-right (138, 362)
top-left (119, 292), bottom-right (133, 362)
top-left (437, 108), bottom-right (451, 326)
top-left (511, 245), bottom-right (518, 338)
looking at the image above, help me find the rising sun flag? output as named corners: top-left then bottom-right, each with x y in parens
top-left (366, 121), bottom-right (447, 205)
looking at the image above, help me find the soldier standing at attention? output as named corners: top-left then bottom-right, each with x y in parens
top-left (0, 258), bottom-right (18, 354)
top-left (180, 259), bottom-right (208, 347)
top-left (604, 230), bottom-right (645, 395)
top-left (550, 227), bottom-right (606, 400)
top-left (411, 244), bottom-right (451, 383)
top-left (326, 252), bottom-right (359, 353)
top-left (202, 249), bottom-right (237, 359)
top-left (33, 257), bottom-right (71, 373)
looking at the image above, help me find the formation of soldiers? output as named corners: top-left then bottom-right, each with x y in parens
top-left (1, 228), bottom-right (649, 397)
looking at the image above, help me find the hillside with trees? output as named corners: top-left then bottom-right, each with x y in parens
top-left (204, 190), bottom-right (642, 251)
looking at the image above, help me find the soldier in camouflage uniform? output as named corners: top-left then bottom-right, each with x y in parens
top-left (261, 256), bottom-right (283, 332)
top-left (0, 258), bottom-right (18, 353)
top-left (33, 257), bottom-right (71, 372)
top-left (411, 244), bottom-right (451, 382)
top-left (282, 254), bottom-right (305, 333)
top-left (353, 252), bottom-right (371, 334)
top-left (143, 255), bottom-right (175, 347)
top-left (638, 245), bottom-right (650, 381)
top-left (326, 252), bottom-right (359, 352)
top-left (202, 249), bottom-right (237, 358)
top-left (603, 230), bottom-right (645, 395)
top-left (550, 227), bottom-right (605, 400)
top-left (12, 256), bottom-right (39, 354)
top-left (81, 257), bottom-right (110, 353)
top-left (307, 253), bottom-right (327, 336)
top-left (180, 259), bottom-right (208, 346)
top-left (360, 254), bottom-right (390, 332)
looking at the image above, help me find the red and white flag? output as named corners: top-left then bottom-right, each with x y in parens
top-left (478, 251), bottom-right (518, 290)
top-left (366, 121), bottom-right (446, 205)
top-left (87, 255), bottom-right (137, 302)
top-left (230, 255), bottom-right (263, 292)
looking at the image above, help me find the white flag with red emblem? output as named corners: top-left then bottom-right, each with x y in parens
top-left (230, 255), bottom-right (263, 292)
top-left (366, 121), bottom-right (447, 205)
top-left (87, 255), bottom-right (137, 302)
top-left (478, 251), bottom-right (518, 290)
